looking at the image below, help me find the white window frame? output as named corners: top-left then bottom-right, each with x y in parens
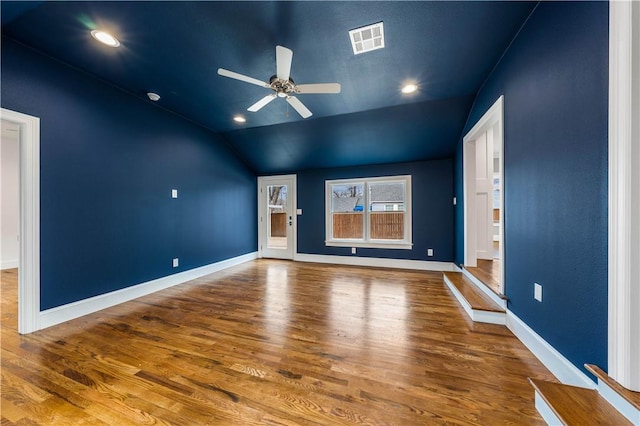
top-left (325, 175), bottom-right (412, 249)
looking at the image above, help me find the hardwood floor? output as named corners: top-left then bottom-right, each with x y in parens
top-left (464, 260), bottom-right (501, 296)
top-left (1, 261), bottom-right (555, 425)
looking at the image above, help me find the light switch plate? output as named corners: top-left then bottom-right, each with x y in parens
top-left (534, 283), bottom-right (542, 302)
top-left (296, 209), bottom-right (303, 215)
top-left (171, 189), bottom-right (178, 198)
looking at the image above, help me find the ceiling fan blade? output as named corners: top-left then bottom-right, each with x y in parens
top-left (296, 83), bottom-right (341, 94)
top-left (276, 46), bottom-right (293, 82)
top-left (248, 94), bottom-right (277, 112)
top-left (217, 68), bottom-right (268, 88)
top-left (286, 96), bottom-right (312, 118)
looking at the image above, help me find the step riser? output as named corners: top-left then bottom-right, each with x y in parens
top-left (598, 381), bottom-right (640, 424)
top-left (443, 275), bottom-right (506, 325)
top-left (461, 268), bottom-right (507, 309)
top-left (534, 391), bottom-right (564, 425)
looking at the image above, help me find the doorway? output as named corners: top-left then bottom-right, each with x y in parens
top-left (2, 120), bottom-right (20, 271)
top-left (1, 108), bottom-right (40, 334)
top-left (463, 96), bottom-right (504, 294)
top-left (258, 175), bottom-right (296, 260)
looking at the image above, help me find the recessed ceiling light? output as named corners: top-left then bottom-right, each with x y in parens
top-left (233, 115), bottom-right (246, 123)
top-left (401, 84), bottom-right (418, 94)
top-left (91, 30), bottom-right (120, 47)
top-left (146, 92), bottom-right (161, 102)
top-left (349, 22), bottom-right (384, 55)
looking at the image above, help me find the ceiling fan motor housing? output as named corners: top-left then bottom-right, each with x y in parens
top-left (269, 75), bottom-right (297, 96)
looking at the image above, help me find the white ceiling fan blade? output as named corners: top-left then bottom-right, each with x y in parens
top-left (276, 45), bottom-right (293, 82)
top-left (296, 83), bottom-right (341, 94)
top-left (286, 96), bottom-right (312, 118)
top-left (248, 94), bottom-right (277, 112)
top-left (217, 68), bottom-right (268, 88)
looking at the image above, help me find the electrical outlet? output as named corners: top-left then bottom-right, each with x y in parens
top-left (427, 248), bottom-right (434, 257)
top-left (351, 247), bottom-right (356, 254)
top-left (173, 258), bottom-right (179, 268)
top-left (534, 283), bottom-right (542, 302)
top-left (171, 189), bottom-right (178, 198)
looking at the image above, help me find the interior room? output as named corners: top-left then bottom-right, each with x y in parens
top-left (1, 1), bottom-right (638, 424)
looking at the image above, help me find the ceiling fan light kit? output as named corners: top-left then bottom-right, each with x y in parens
top-left (217, 45), bottom-right (341, 119)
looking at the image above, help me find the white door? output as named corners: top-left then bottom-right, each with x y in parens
top-left (475, 128), bottom-right (494, 260)
top-left (258, 175), bottom-right (296, 259)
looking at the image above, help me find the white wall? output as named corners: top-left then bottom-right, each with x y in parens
top-left (1, 120), bottom-right (20, 270)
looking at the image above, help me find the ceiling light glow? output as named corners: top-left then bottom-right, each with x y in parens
top-left (233, 115), bottom-right (247, 123)
top-left (401, 84), bottom-right (418, 94)
top-left (91, 30), bottom-right (120, 47)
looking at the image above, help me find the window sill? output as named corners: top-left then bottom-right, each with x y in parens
top-left (325, 241), bottom-right (413, 250)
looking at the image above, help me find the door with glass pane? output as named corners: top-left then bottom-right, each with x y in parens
top-left (258, 175), bottom-right (296, 259)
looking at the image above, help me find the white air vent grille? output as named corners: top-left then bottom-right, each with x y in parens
top-left (349, 22), bottom-right (384, 55)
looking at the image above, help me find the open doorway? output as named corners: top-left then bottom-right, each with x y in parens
top-left (463, 96), bottom-right (504, 295)
top-left (1, 108), bottom-right (40, 334)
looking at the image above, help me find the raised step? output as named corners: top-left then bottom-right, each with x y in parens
top-left (442, 271), bottom-right (506, 325)
top-left (461, 264), bottom-right (508, 309)
top-left (529, 378), bottom-right (633, 425)
top-left (585, 364), bottom-right (640, 424)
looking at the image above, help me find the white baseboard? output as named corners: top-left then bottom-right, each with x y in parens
top-left (506, 310), bottom-right (595, 389)
top-left (39, 251), bottom-right (258, 331)
top-left (1, 259), bottom-right (19, 270)
top-left (294, 253), bottom-right (457, 272)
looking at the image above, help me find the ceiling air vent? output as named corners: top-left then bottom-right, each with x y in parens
top-left (349, 22), bottom-right (384, 55)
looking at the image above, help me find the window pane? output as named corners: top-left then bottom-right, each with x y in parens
top-left (369, 182), bottom-right (405, 240)
top-left (331, 183), bottom-right (364, 239)
top-left (267, 185), bottom-right (287, 249)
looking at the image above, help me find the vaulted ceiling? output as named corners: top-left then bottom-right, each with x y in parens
top-left (1, 1), bottom-right (535, 174)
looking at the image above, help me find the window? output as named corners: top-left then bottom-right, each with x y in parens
top-left (325, 175), bottom-right (412, 249)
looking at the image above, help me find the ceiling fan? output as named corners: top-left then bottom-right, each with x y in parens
top-left (217, 45), bottom-right (341, 119)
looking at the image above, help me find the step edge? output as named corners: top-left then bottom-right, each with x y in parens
top-left (443, 274), bottom-right (506, 325)
top-left (530, 378), bottom-right (634, 425)
top-left (443, 272), bottom-right (505, 313)
top-left (460, 267), bottom-right (508, 308)
top-left (585, 364), bottom-right (640, 411)
top-left (529, 378), bottom-right (566, 425)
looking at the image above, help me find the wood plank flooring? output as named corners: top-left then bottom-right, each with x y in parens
top-left (1, 261), bottom-right (556, 425)
top-left (464, 260), bottom-right (502, 296)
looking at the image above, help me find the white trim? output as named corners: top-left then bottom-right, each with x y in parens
top-left (258, 175), bottom-right (297, 260)
top-left (0, 108), bottom-right (40, 335)
top-left (293, 253), bottom-right (457, 272)
top-left (506, 310), bottom-right (595, 389)
top-left (325, 175), bottom-right (412, 249)
top-left (325, 241), bottom-right (413, 250)
top-left (462, 96), bottom-right (505, 294)
top-left (460, 268), bottom-right (507, 309)
top-left (596, 378), bottom-right (640, 425)
top-left (39, 252), bottom-right (257, 331)
top-left (533, 391), bottom-right (563, 426)
top-left (608, 0), bottom-right (640, 392)
top-left (442, 274), bottom-right (506, 325)
top-left (1, 260), bottom-right (19, 270)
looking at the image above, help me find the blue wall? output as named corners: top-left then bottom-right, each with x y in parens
top-left (455, 2), bottom-right (608, 375)
top-left (1, 38), bottom-right (257, 310)
top-left (297, 159), bottom-right (454, 262)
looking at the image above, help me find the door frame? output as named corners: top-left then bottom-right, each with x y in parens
top-left (257, 174), bottom-right (297, 260)
top-left (1, 108), bottom-right (40, 334)
top-left (463, 95), bottom-right (504, 293)
top-left (608, 0), bottom-right (640, 391)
